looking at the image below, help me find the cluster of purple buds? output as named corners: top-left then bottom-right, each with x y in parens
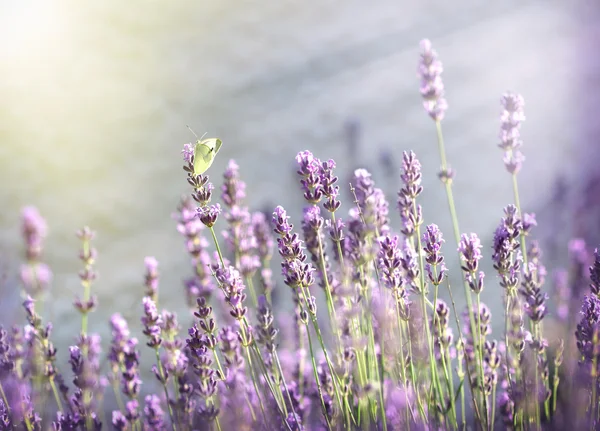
top-left (193, 297), bottom-right (219, 352)
top-left (221, 160), bottom-right (261, 277)
top-left (350, 168), bottom-right (389, 237)
top-left (20, 206), bottom-right (52, 295)
top-left (458, 233), bottom-right (485, 294)
top-left (431, 300), bottom-right (454, 361)
top-left (320, 159), bottom-right (341, 213)
top-left (498, 92), bottom-right (526, 174)
top-left (252, 212), bottom-right (276, 295)
top-left (74, 227), bottom-right (99, 316)
top-left (575, 294), bottom-right (600, 378)
top-left (398, 151), bottom-right (423, 238)
top-left (141, 297), bottom-right (163, 349)
top-left (256, 295), bottom-right (279, 361)
top-left (197, 203), bottom-right (221, 228)
top-left (492, 206), bottom-right (522, 295)
top-left (482, 340), bottom-right (501, 395)
top-left (143, 256), bottom-right (159, 303)
top-left (23, 296), bottom-right (58, 378)
top-left (221, 159), bottom-right (247, 207)
top-left (108, 313), bottom-right (130, 377)
top-left (417, 39), bottom-right (448, 122)
top-left (301, 205), bottom-right (330, 288)
top-left (296, 151), bottom-right (323, 204)
top-left (121, 338), bottom-right (142, 399)
top-left (0, 327), bottom-right (13, 378)
top-left (273, 206), bottom-right (316, 291)
top-left (590, 249), bottom-right (600, 298)
top-left (186, 326), bottom-right (220, 420)
top-left (520, 265), bottom-right (548, 323)
top-left (215, 266), bottom-right (248, 321)
top-left (160, 311), bottom-right (188, 379)
top-left (175, 196), bottom-right (215, 306)
top-left (69, 334), bottom-right (102, 394)
top-left (112, 399), bottom-right (140, 430)
top-left (422, 224), bottom-right (447, 285)
top-left (219, 326), bottom-right (245, 381)
top-left (377, 235), bottom-right (410, 320)
top-left (143, 394), bottom-right (166, 430)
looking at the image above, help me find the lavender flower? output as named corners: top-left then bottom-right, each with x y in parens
top-left (143, 394), bottom-right (166, 431)
top-left (215, 266), bottom-right (248, 321)
top-left (458, 233), bottom-right (485, 294)
top-left (20, 206), bottom-right (52, 295)
top-left (197, 203), bottom-right (221, 228)
top-left (252, 212), bottom-right (276, 295)
top-left (296, 150), bottom-right (323, 204)
top-left (319, 159), bottom-right (341, 213)
top-left (398, 151), bottom-right (423, 238)
top-left (418, 39), bottom-right (448, 121)
top-left (422, 224), bottom-right (447, 285)
top-left (221, 159), bottom-right (247, 207)
top-left (575, 294), bottom-right (600, 378)
top-left (141, 297), bottom-right (163, 348)
top-left (256, 295), bottom-right (279, 362)
top-left (499, 92), bottom-right (526, 174)
top-left (590, 248), bottom-right (600, 298)
top-left (143, 256), bottom-right (159, 303)
top-left (377, 235), bottom-right (410, 319)
top-left (273, 206), bottom-right (316, 290)
top-left (74, 227), bottom-right (99, 317)
top-left (175, 196), bottom-right (215, 306)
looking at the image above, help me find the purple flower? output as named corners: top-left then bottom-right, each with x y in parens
top-left (197, 203), bottom-right (221, 228)
top-left (143, 394), bottom-right (166, 430)
top-left (499, 92), bottom-right (526, 174)
top-left (296, 150), bottom-right (323, 204)
top-left (21, 206), bottom-right (47, 258)
top-left (576, 294), bottom-right (600, 379)
top-left (20, 263), bottom-right (53, 295)
top-left (273, 206), bottom-right (293, 236)
top-left (398, 152), bottom-right (423, 238)
top-left (215, 266), bottom-right (248, 320)
top-left (141, 297), bottom-right (163, 348)
top-left (221, 159), bottom-right (247, 208)
top-left (320, 159), bottom-right (341, 213)
top-left (256, 295), bottom-right (278, 358)
top-left (418, 39), bottom-right (448, 121)
top-left (144, 256), bottom-right (159, 302)
top-left (350, 169), bottom-right (389, 237)
top-left (590, 249), bottom-right (600, 298)
top-left (181, 142), bottom-right (194, 164)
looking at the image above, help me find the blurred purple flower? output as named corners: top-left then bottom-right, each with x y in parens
top-left (499, 92), bottom-right (526, 174)
top-left (418, 39), bottom-right (448, 121)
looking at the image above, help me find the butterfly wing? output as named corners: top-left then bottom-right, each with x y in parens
top-left (193, 138), bottom-right (222, 176)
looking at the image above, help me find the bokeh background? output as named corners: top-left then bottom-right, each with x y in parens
top-left (0, 0), bottom-right (595, 362)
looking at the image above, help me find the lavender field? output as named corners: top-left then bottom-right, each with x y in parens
top-left (1, 0), bottom-right (600, 429)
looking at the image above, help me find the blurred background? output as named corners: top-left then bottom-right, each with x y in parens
top-left (0, 0), bottom-right (594, 359)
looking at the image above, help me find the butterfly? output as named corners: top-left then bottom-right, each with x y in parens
top-left (193, 138), bottom-right (222, 176)
top-left (187, 126), bottom-right (222, 176)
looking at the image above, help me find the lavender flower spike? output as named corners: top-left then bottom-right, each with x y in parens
top-left (418, 39), bottom-right (448, 121)
top-left (499, 92), bottom-right (526, 174)
top-left (458, 233), bottom-right (485, 293)
top-left (590, 248), bottom-right (600, 298)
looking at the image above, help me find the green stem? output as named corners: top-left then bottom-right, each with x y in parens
top-left (155, 349), bottom-right (178, 431)
top-left (304, 319), bottom-right (334, 431)
top-left (434, 120), bottom-right (487, 426)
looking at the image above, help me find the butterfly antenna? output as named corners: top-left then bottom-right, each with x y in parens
top-left (200, 132), bottom-right (208, 140)
top-left (186, 125), bottom-right (199, 138)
